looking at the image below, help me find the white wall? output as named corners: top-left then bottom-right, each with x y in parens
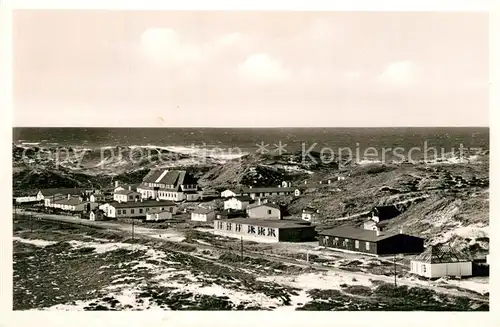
top-left (146, 211), bottom-right (172, 221)
top-left (15, 196), bottom-right (38, 203)
top-left (108, 204), bottom-right (176, 218)
top-left (302, 213), bottom-right (312, 221)
top-left (224, 198), bottom-right (248, 210)
top-left (213, 220), bottom-right (279, 243)
top-left (410, 261), bottom-right (473, 278)
top-left (191, 211), bottom-right (216, 222)
top-left (221, 190), bottom-right (237, 198)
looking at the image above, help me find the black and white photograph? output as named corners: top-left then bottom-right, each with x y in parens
top-left (8, 2), bottom-right (491, 313)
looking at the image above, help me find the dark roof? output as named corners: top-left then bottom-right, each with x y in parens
top-left (108, 200), bottom-right (176, 209)
top-left (303, 207), bottom-right (318, 213)
top-left (318, 225), bottom-right (415, 242)
top-left (114, 189), bottom-right (140, 195)
top-left (225, 196), bottom-right (252, 202)
top-left (91, 209), bottom-right (105, 214)
top-left (193, 207), bottom-right (215, 214)
top-left (142, 169), bottom-right (197, 186)
top-left (241, 187), bottom-right (297, 194)
top-left (372, 206), bottom-right (401, 220)
top-left (247, 202), bottom-right (281, 210)
top-left (412, 245), bottom-right (471, 263)
top-left (39, 188), bottom-right (85, 196)
top-left (53, 197), bottom-right (86, 206)
top-left (216, 217), bottom-right (312, 229)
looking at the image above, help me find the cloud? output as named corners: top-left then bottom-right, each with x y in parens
top-left (237, 53), bottom-right (291, 84)
top-left (140, 28), bottom-right (203, 67)
top-left (378, 61), bottom-right (416, 86)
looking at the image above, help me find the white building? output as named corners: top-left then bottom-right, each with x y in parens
top-left (410, 245), bottom-right (473, 278)
top-left (90, 209), bottom-right (105, 221)
top-left (137, 169), bottom-right (200, 202)
top-left (240, 186), bottom-right (301, 200)
top-left (146, 210), bottom-right (172, 222)
top-left (100, 199), bottom-right (177, 218)
top-left (191, 207), bottom-right (216, 222)
top-left (113, 189), bottom-right (141, 203)
top-left (246, 201), bottom-right (281, 220)
top-left (221, 189), bottom-right (240, 198)
top-left (224, 196), bottom-right (251, 211)
top-left (48, 195), bottom-right (98, 212)
top-left (14, 191), bottom-right (39, 203)
top-left (302, 208), bottom-right (319, 222)
top-left (90, 193), bottom-right (106, 203)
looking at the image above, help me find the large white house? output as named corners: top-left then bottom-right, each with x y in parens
top-left (246, 201), bottom-right (282, 220)
top-left (410, 245), bottom-right (472, 278)
top-left (99, 199), bottom-right (177, 218)
top-left (137, 169), bottom-right (200, 202)
top-left (224, 196), bottom-right (251, 211)
top-left (113, 189), bottom-right (141, 203)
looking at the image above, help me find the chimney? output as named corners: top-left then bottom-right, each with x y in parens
top-left (278, 185), bottom-right (281, 188)
top-left (376, 228), bottom-right (380, 236)
top-left (328, 180), bottom-right (331, 184)
top-left (399, 228), bottom-right (403, 234)
top-left (257, 198), bottom-right (261, 205)
top-left (249, 186), bottom-right (252, 189)
top-left (128, 185), bottom-right (132, 191)
top-left (304, 181), bottom-right (307, 184)
top-left (319, 181), bottom-right (322, 184)
top-left (67, 194), bottom-right (71, 200)
top-left (114, 180), bottom-right (119, 188)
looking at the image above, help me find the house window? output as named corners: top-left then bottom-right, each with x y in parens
top-left (227, 223), bottom-right (232, 231)
top-left (355, 240), bottom-right (359, 249)
top-left (146, 208), bottom-right (149, 211)
top-left (248, 225), bottom-right (256, 234)
top-left (267, 209), bottom-right (272, 215)
top-left (129, 196), bottom-right (133, 200)
top-left (117, 210), bottom-right (121, 215)
top-left (217, 221), bottom-right (223, 229)
top-left (365, 242), bottom-right (370, 251)
top-left (422, 264), bottom-right (426, 273)
top-left (258, 227), bottom-right (266, 236)
top-left (236, 224), bottom-right (242, 232)
top-left (131, 209), bottom-right (135, 214)
top-left (267, 228), bottom-right (276, 237)
top-left (343, 239), bottom-right (349, 247)
top-left (333, 237), bottom-right (339, 245)
top-left (122, 209), bottom-right (127, 215)
top-left (161, 207), bottom-right (165, 211)
top-left (139, 208), bottom-right (143, 214)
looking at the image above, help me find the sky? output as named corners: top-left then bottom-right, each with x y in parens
top-left (13, 11), bottom-right (489, 127)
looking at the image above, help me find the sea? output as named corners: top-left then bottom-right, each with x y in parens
top-left (12, 127), bottom-right (489, 160)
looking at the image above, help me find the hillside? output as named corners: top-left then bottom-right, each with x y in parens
top-left (12, 144), bottom-right (489, 256)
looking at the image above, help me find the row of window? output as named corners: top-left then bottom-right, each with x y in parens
top-left (323, 236), bottom-right (370, 251)
top-left (158, 191), bottom-right (178, 198)
top-left (145, 183), bottom-right (197, 189)
top-left (116, 206), bottom-right (170, 215)
top-left (215, 222), bottom-right (277, 237)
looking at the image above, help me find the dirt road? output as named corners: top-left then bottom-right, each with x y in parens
top-left (16, 210), bottom-right (488, 302)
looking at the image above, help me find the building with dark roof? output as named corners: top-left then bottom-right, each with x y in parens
top-left (113, 189), bottom-right (141, 203)
top-left (240, 186), bottom-right (301, 199)
top-left (410, 245), bottom-right (472, 278)
top-left (99, 199), bottom-right (177, 218)
top-left (213, 217), bottom-right (316, 243)
top-left (137, 169), bottom-right (200, 202)
top-left (318, 226), bottom-right (424, 256)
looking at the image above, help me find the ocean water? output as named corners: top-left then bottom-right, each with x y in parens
top-left (12, 127), bottom-right (489, 159)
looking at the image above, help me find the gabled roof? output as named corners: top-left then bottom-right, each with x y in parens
top-left (247, 202), bottom-right (281, 210)
top-left (142, 169), bottom-right (197, 186)
top-left (241, 187), bottom-right (297, 194)
top-left (39, 188), bottom-right (85, 197)
top-left (412, 245), bottom-right (471, 263)
top-left (114, 189), bottom-right (140, 195)
top-left (193, 207), bottom-right (215, 214)
top-left (109, 200), bottom-right (176, 209)
top-left (224, 196), bottom-right (252, 202)
top-left (318, 225), bottom-right (409, 242)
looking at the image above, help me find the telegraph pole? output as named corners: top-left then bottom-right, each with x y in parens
top-left (132, 219), bottom-right (135, 240)
top-left (240, 236), bottom-right (243, 260)
top-left (393, 255), bottom-right (397, 287)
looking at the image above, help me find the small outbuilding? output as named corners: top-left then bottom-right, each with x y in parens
top-left (410, 245), bottom-right (472, 278)
top-left (224, 196), bottom-right (252, 211)
top-left (146, 210), bottom-right (173, 222)
top-left (246, 201), bottom-right (281, 220)
top-left (89, 209), bottom-right (106, 221)
top-left (191, 207), bottom-right (216, 222)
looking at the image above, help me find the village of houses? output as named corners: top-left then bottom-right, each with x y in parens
top-left (14, 168), bottom-right (488, 282)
